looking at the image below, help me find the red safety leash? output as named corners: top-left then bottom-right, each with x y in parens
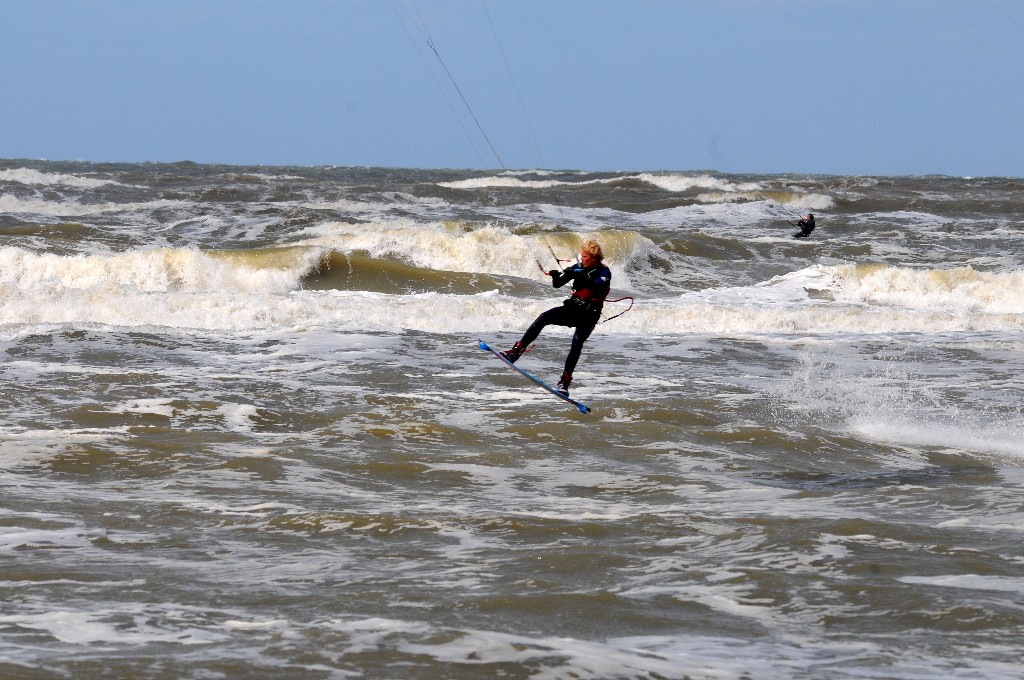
top-left (600, 296), bottom-right (634, 324)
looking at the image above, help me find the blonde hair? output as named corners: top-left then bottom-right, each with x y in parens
top-left (581, 240), bottom-right (604, 261)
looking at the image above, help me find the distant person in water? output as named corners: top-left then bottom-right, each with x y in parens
top-left (794, 213), bottom-right (816, 238)
top-left (500, 240), bottom-right (611, 397)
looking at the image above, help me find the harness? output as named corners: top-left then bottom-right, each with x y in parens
top-left (566, 264), bottom-right (610, 314)
top-left (540, 258), bottom-right (634, 324)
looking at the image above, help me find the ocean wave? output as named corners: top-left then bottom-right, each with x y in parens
top-left (0, 244), bottom-right (317, 296)
top-left (438, 176), bottom-right (610, 190)
top-left (633, 172), bottom-right (762, 193)
top-left (3, 240), bottom-right (1021, 334)
top-left (294, 220), bottom-right (653, 286)
top-left (0, 217), bottom-right (656, 300)
top-left (302, 251), bottom-right (536, 296)
top-left (611, 299), bottom-right (1023, 336)
top-left (2, 277), bottom-right (1021, 335)
top-left (0, 167), bottom-right (121, 188)
top-left (439, 172), bottom-right (767, 195)
top-left (733, 263), bottom-right (1024, 316)
top-left (696, 190), bottom-right (835, 210)
top-left (826, 263), bottom-right (1024, 315)
top-left (0, 194), bottom-right (186, 217)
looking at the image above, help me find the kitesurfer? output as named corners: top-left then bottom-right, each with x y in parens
top-left (794, 213), bottom-right (816, 238)
top-left (500, 240), bottom-right (611, 397)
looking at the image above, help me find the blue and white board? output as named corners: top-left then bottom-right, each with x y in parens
top-left (478, 339), bottom-right (591, 414)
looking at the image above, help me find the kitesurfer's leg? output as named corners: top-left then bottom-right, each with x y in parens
top-left (502, 306), bottom-right (570, 363)
top-left (557, 319), bottom-right (596, 394)
top-left (562, 321), bottom-right (594, 375)
top-left (556, 372), bottom-right (572, 396)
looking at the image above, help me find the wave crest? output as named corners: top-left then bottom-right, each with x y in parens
top-left (831, 263), bottom-right (1024, 315)
top-left (0, 245), bottom-right (315, 295)
top-left (697, 190), bottom-right (835, 210)
top-left (0, 168), bottom-right (120, 188)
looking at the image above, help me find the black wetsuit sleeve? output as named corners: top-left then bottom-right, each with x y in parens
top-left (551, 266), bottom-right (575, 288)
top-left (552, 264), bottom-right (612, 300)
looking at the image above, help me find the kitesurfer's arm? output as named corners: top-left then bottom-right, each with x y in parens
top-left (550, 265), bottom-right (577, 288)
top-left (553, 264), bottom-right (611, 301)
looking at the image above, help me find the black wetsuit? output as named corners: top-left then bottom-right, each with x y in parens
top-left (517, 262), bottom-right (612, 375)
top-left (795, 216), bottom-right (816, 238)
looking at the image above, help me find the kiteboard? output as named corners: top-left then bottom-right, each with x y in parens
top-left (478, 339), bottom-right (591, 414)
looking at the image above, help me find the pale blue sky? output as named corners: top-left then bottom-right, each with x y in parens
top-left (3, 0), bottom-right (1023, 176)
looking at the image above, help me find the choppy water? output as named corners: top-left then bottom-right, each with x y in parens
top-left (1, 160), bottom-right (1023, 679)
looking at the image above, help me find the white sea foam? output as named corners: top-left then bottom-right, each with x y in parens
top-left (776, 344), bottom-right (1024, 460)
top-left (108, 398), bottom-right (177, 417)
top-left (828, 263), bottom-right (1024, 315)
top-left (378, 620), bottom-right (896, 680)
top-left (439, 172), bottom-right (768, 195)
top-left (439, 176), bottom-right (606, 190)
top-left (0, 194), bottom-right (185, 217)
top-left (297, 220), bottom-right (546, 279)
top-left (0, 526), bottom-right (91, 552)
top-left (0, 607), bottom-right (227, 645)
top-left (634, 173), bottom-right (762, 193)
top-left (0, 245), bottom-right (314, 294)
top-left (2, 243), bottom-right (1023, 335)
top-left (295, 219), bottom-right (649, 285)
top-left (0, 426), bottom-right (129, 468)
top-left (749, 263), bottom-right (1024, 317)
top-left (217, 403), bottom-right (261, 433)
top-left (635, 200), bottom-right (806, 230)
top-left (2, 213), bottom-right (1023, 335)
top-left (897, 574), bottom-right (1024, 593)
top-left (696, 190), bottom-right (835, 210)
top-left (0, 167), bottom-right (120, 188)
top-left (849, 418), bottom-right (1024, 458)
top-left (222, 619), bottom-right (290, 631)
top-left (845, 210), bottom-right (977, 233)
